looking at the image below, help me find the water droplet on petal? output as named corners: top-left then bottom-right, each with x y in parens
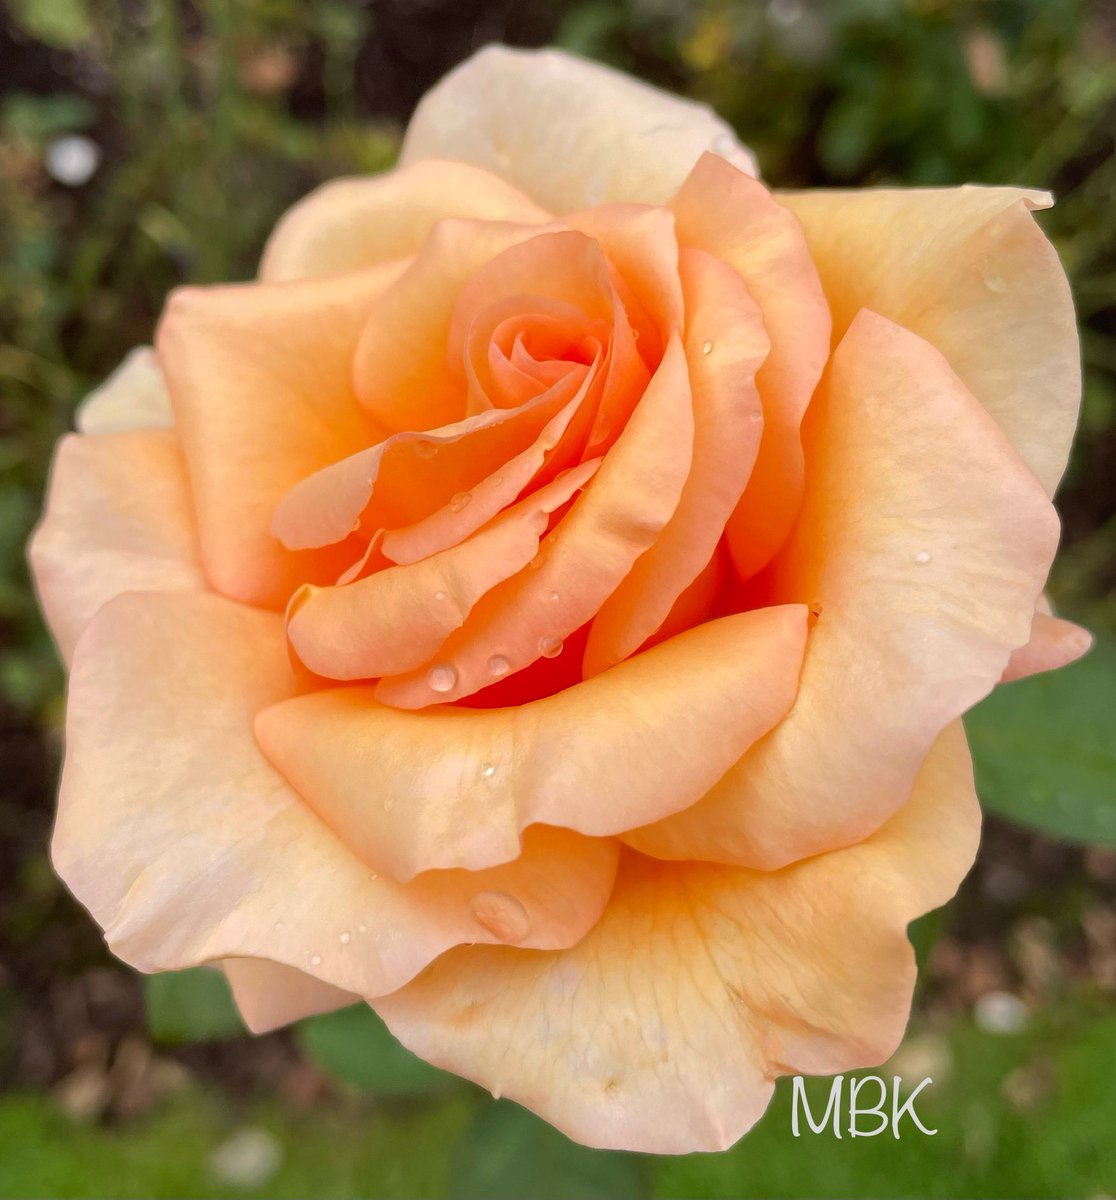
top-left (983, 270), bottom-right (1008, 294)
top-left (339, 931), bottom-right (351, 945)
top-left (547, 591), bottom-right (559, 602)
top-left (487, 654), bottom-right (511, 678)
top-left (470, 891), bottom-right (531, 943)
top-left (482, 763), bottom-right (496, 779)
top-left (914, 550), bottom-right (932, 566)
top-left (450, 491), bottom-right (472, 513)
top-left (427, 663), bottom-right (457, 692)
top-left (415, 440), bottom-right (437, 459)
top-left (539, 635), bottom-right (564, 659)
top-left (702, 340), bottom-right (714, 355)
top-left (309, 953), bottom-right (322, 966)
top-left (434, 589), bottom-right (447, 601)
top-left (749, 408), bottom-right (763, 422)
top-left (357, 923), bottom-right (367, 933)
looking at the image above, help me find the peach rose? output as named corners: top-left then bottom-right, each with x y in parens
top-left (31, 46), bottom-right (1089, 1152)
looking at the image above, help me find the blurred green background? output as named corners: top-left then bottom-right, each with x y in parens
top-left (1, 1), bottom-right (1115, 1197)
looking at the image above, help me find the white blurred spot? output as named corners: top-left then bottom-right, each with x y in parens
top-left (208, 1127), bottom-right (283, 1189)
top-left (46, 135), bottom-right (101, 186)
top-left (974, 990), bottom-right (1028, 1035)
top-left (768, 0), bottom-right (806, 26)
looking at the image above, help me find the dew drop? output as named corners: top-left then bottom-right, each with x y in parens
top-left (470, 891), bottom-right (531, 943)
top-left (487, 653), bottom-right (511, 678)
top-left (357, 923), bottom-right (368, 934)
top-left (434, 589), bottom-right (447, 601)
top-left (749, 408), bottom-right (763, 422)
top-left (415, 440), bottom-right (437, 459)
top-left (983, 270), bottom-right (1008, 294)
top-left (539, 634), bottom-right (564, 659)
top-left (492, 473), bottom-right (504, 486)
top-left (309, 953), bottom-right (322, 966)
top-left (482, 763), bottom-right (496, 779)
top-left (450, 491), bottom-right (472, 513)
top-left (339, 931), bottom-right (351, 945)
top-left (702, 339), bottom-right (714, 355)
top-left (914, 550), bottom-right (932, 566)
top-left (547, 591), bottom-right (559, 602)
top-left (427, 663), bottom-right (458, 693)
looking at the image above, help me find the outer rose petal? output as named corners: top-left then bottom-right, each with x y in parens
top-left (627, 311), bottom-right (1058, 869)
top-left (670, 154), bottom-right (831, 578)
top-left (260, 159), bottom-right (550, 282)
top-left (1002, 610), bottom-right (1093, 682)
top-left (157, 263), bottom-right (403, 608)
top-left (256, 606), bottom-right (807, 880)
top-left (401, 45), bottom-right (757, 212)
top-left (54, 591), bottom-right (619, 1001)
top-left (74, 347), bottom-right (173, 434)
top-left (29, 430), bottom-right (204, 664)
top-left (374, 721), bottom-right (980, 1154)
top-left (780, 185), bottom-right (1080, 496)
top-left (222, 960), bottom-right (357, 1034)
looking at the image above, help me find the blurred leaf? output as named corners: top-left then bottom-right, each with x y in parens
top-left (909, 906), bottom-right (945, 976)
top-left (1, 93), bottom-right (96, 144)
top-left (965, 634), bottom-right (1116, 847)
top-left (450, 1101), bottom-right (648, 1200)
top-left (6, 0), bottom-right (94, 50)
top-left (145, 968), bottom-right (244, 1045)
top-left (297, 1004), bottom-right (452, 1097)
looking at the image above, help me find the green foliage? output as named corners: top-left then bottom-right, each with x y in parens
top-left (965, 635), bottom-right (1116, 847)
top-left (658, 1006), bottom-right (1116, 1200)
top-left (449, 1102), bottom-right (648, 1200)
top-left (145, 968), bottom-right (244, 1045)
top-left (297, 1005), bottom-right (454, 1098)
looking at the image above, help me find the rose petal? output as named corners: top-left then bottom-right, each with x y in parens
top-left (54, 591), bottom-right (619, 1000)
top-left (670, 154), bottom-right (831, 577)
top-left (401, 45), bottom-right (757, 213)
top-left (223, 959), bottom-right (357, 1033)
top-left (75, 347), bottom-right (173, 434)
top-left (260, 158), bottom-right (549, 282)
top-left (272, 368), bottom-right (589, 553)
top-left (780, 185), bottom-right (1080, 497)
top-left (352, 217), bottom-right (557, 433)
top-left (287, 458), bottom-right (602, 680)
top-left (257, 605), bottom-right (807, 879)
top-left (375, 333), bottom-right (694, 707)
top-left (28, 430), bottom-right (205, 664)
top-left (1002, 610), bottom-right (1093, 683)
top-left (156, 263), bottom-right (402, 607)
top-left (627, 311), bottom-right (1058, 869)
top-left (374, 721), bottom-right (979, 1154)
top-left (584, 247), bottom-right (769, 674)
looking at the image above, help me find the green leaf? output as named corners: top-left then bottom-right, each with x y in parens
top-left (965, 633), bottom-right (1116, 847)
top-left (450, 1101), bottom-right (648, 1200)
top-left (6, 0), bottom-right (94, 50)
top-left (144, 968), bottom-right (244, 1045)
top-left (297, 1004), bottom-right (452, 1097)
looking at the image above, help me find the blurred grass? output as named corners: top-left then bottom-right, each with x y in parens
top-left (2, 1001), bottom-right (1114, 1198)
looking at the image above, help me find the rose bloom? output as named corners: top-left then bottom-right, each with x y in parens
top-left (31, 47), bottom-right (1089, 1152)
